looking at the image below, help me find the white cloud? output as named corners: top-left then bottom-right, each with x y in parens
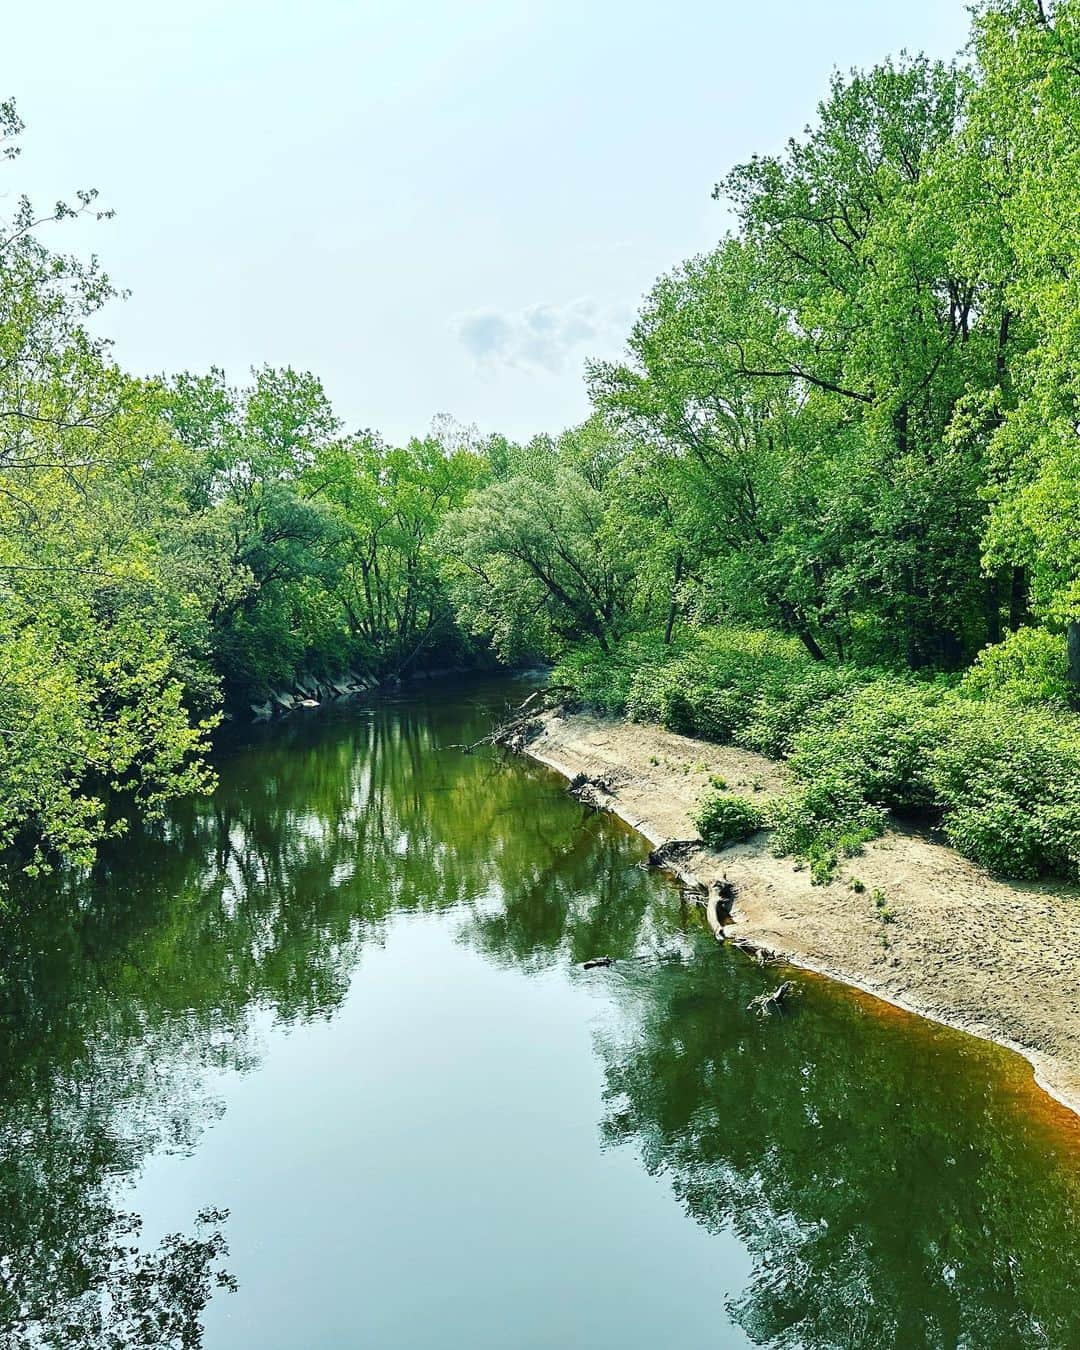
top-left (451, 297), bottom-right (629, 375)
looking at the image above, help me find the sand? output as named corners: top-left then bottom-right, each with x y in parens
top-left (524, 708), bottom-right (1080, 1116)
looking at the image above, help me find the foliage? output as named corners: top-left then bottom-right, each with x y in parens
top-left (557, 627), bottom-right (869, 758)
top-left (559, 624), bottom-right (1080, 881)
top-left (786, 679), bottom-right (950, 814)
top-left (437, 420), bottom-right (638, 660)
top-left (693, 792), bottom-right (765, 849)
top-left (0, 115), bottom-right (218, 872)
top-left (553, 631), bottom-right (682, 715)
top-left (961, 626), bottom-right (1073, 708)
top-left (972, 1), bottom-right (1080, 649)
top-left (0, 112), bottom-right (487, 872)
top-left (931, 702), bottom-right (1080, 878)
top-left (768, 785), bottom-right (887, 885)
top-left (546, 3), bottom-right (1080, 885)
top-left (5, 0), bottom-right (1080, 882)
top-left (590, 54), bottom-right (1007, 670)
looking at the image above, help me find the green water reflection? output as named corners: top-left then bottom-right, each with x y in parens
top-left (2, 679), bottom-right (1080, 1347)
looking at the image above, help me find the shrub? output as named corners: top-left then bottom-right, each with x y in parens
top-left (556, 623), bottom-right (1080, 883)
top-left (738, 663), bottom-right (868, 759)
top-left (961, 627), bottom-right (1072, 710)
top-left (930, 703), bottom-right (1080, 878)
top-left (768, 780), bottom-right (887, 884)
top-left (562, 626), bottom-right (875, 758)
top-left (693, 792), bottom-right (765, 849)
top-left (786, 678), bottom-right (950, 815)
top-left (554, 632), bottom-right (683, 716)
top-left (621, 627), bottom-right (854, 753)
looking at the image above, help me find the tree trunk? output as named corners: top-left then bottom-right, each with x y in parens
top-left (1067, 621), bottom-right (1080, 697)
top-left (1009, 567), bottom-right (1028, 632)
top-left (663, 554), bottom-right (683, 645)
top-left (776, 597), bottom-right (825, 661)
top-left (794, 625), bottom-right (826, 662)
top-left (985, 574), bottom-right (1002, 646)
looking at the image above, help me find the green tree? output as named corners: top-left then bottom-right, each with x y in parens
top-left (0, 103), bottom-right (215, 870)
top-left (439, 421), bottom-right (637, 658)
top-left (969, 0), bottom-right (1080, 689)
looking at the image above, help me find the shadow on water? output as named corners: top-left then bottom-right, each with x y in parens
top-left (2, 676), bottom-right (1080, 1346)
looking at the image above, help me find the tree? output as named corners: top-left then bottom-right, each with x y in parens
top-left (439, 422), bottom-right (637, 659)
top-left (0, 103), bottom-right (216, 871)
top-left (969, 1), bottom-right (1080, 692)
top-left (303, 427), bottom-right (487, 674)
top-left (589, 54), bottom-right (1025, 670)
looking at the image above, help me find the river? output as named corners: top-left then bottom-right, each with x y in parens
top-left (3, 677), bottom-right (1080, 1348)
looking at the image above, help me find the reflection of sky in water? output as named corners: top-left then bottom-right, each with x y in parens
top-left (130, 915), bottom-right (757, 1350)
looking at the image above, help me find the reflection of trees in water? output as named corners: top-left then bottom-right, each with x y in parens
top-left (0, 685), bottom-right (666, 1344)
top-left (7, 685), bottom-right (1080, 1347)
top-left (0, 834), bottom-right (247, 1345)
top-left (3, 1198), bottom-right (235, 1350)
top-left (596, 946), bottom-right (1080, 1348)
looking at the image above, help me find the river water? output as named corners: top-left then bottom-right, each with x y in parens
top-left (3, 678), bottom-right (1080, 1348)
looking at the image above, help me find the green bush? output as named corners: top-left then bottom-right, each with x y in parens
top-left (961, 627), bottom-right (1072, 710)
top-left (768, 781), bottom-right (887, 884)
top-left (555, 632), bottom-right (682, 716)
top-left (738, 664), bottom-right (868, 759)
top-left (931, 703), bottom-right (1080, 878)
top-left (556, 624), bottom-right (1080, 883)
top-left (619, 627), bottom-right (865, 756)
top-left (786, 678), bottom-right (950, 814)
top-left (693, 792), bottom-right (765, 849)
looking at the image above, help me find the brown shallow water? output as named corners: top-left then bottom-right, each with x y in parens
top-left (527, 706), bottom-right (1080, 1116)
top-left (3, 677), bottom-right (1080, 1348)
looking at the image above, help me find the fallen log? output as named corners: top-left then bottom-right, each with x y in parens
top-left (747, 980), bottom-right (796, 1016)
top-left (705, 879), bottom-right (735, 940)
top-left (566, 773), bottom-right (618, 810)
top-left (646, 840), bottom-right (700, 869)
top-left (730, 936), bottom-right (778, 966)
top-left (447, 688), bottom-right (565, 756)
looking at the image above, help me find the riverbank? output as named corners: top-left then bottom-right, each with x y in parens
top-left (524, 707), bottom-right (1080, 1117)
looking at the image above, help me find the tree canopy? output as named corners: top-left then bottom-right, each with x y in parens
top-left (3, 0), bottom-right (1080, 876)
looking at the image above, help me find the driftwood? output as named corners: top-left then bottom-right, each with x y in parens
top-left (567, 772), bottom-right (619, 810)
top-left (705, 879), bottom-right (735, 940)
top-left (730, 936), bottom-right (778, 966)
top-left (446, 686), bottom-right (570, 755)
top-left (711, 879), bottom-right (735, 919)
top-left (747, 980), bottom-right (797, 1016)
top-left (581, 950), bottom-right (683, 971)
top-left (445, 734), bottom-right (496, 754)
top-left (646, 839), bottom-right (699, 870)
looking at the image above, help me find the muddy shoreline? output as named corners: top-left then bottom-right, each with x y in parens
top-left (522, 707), bottom-right (1080, 1118)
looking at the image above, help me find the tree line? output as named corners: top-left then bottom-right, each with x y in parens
top-left (449, 1), bottom-right (1080, 686)
top-left (2, 0), bottom-right (1079, 875)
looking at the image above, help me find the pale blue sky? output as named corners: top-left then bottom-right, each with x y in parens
top-left (5, 1), bottom-right (972, 444)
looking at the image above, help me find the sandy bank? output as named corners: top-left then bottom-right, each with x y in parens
top-left (524, 707), bottom-right (1080, 1117)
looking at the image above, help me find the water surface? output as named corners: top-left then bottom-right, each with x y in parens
top-left (3, 679), bottom-right (1080, 1348)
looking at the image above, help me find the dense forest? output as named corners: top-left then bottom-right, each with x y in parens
top-left (2, 0), bottom-right (1080, 884)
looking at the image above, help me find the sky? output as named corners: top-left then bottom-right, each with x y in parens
top-left (4, 1), bottom-right (973, 446)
